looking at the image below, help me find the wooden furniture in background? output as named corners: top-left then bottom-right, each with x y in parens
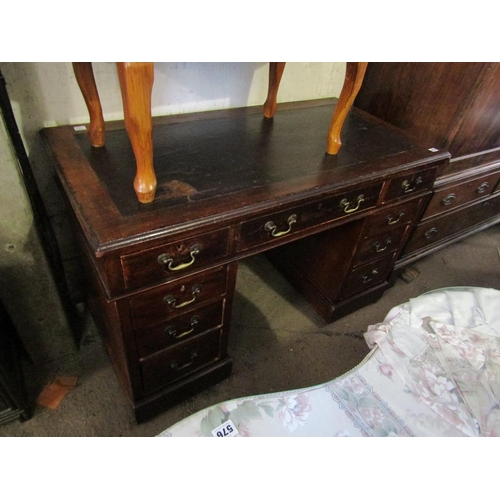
top-left (72, 62), bottom-right (368, 204)
top-left (0, 299), bottom-right (31, 425)
top-left (43, 99), bottom-right (448, 422)
top-left (354, 63), bottom-right (500, 268)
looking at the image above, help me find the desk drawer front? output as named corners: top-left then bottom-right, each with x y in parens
top-left (134, 301), bottom-right (224, 359)
top-left (121, 228), bottom-right (230, 291)
top-left (238, 184), bottom-right (382, 252)
top-left (129, 267), bottom-right (228, 330)
top-left (339, 255), bottom-right (394, 300)
top-left (422, 170), bottom-right (500, 220)
top-left (384, 168), bottom-right (436, 202)
top-left (365, 198), bottom-right (423, 237)
top-left (141, 329), bottom-right (222, 395)
top-left (353, 226), bottom-right (407, 267)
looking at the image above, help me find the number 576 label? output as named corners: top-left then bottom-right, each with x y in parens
top-left (211, 420), bottom-right (239, 437)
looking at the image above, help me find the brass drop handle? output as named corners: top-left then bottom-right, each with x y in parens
top-left (441, 193), bottom-right (456, 206)
top-left (264, 214), bottom-right (297, 237)
top-left (387, 211), bottom-right (405, 225)
top-left (476, 182), bottom-right (489, 194)
top-left (170, 352), bottom-right (198, 371)
top-left (373, 237), bottom-right (392, 253)
top-left (166, 316), bottom-right (199, 339)
top-left (362, 268), bottom-right (379, 284)
top-left (340, 194), bottom-right (365, 214)
top-left (424, 227), bottom-right (438, 239)
top-left (164, 285), bottom-right (202, 309)
top-left (402, 176), bottom-right (422, 193)
top-left (157, 244), bottom-right (202, 272)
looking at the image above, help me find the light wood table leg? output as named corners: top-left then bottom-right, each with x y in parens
top-left (116, 62), bottom-right (156, 204)
top-left (327, 62), bottom-right (368, 155)
top-left (263, 62), bottom-right (286, 118)
top-left (72, 62), bottom-right (105, 147)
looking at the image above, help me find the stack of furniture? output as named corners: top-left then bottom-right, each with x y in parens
top-left (42, 98), bottom-right (448, 422)
top-left (354, 63), bottom-right (500, 269)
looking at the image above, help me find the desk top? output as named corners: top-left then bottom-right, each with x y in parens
top-left (42, 99), bottom-right (449, 254)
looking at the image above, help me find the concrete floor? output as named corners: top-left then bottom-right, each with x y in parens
top-left (1, 225), bottom-right (499, 437)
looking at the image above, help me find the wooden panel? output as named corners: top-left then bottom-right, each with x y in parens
top-left (355, 62), bottom-right (487, 154)
top-left (449, 63), bottom-right (500, 158)
top-left (266, 218), bottom-right (364, 303)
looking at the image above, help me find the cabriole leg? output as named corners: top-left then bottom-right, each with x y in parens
top-left (327, 62), bottom-right (368, 155)
top-left (116, 62), bottom-right (156, 204)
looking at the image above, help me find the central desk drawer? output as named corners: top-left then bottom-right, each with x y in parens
top-left (238, 183), bottom-right (382, 252)
top-left (121, 228), bottom-right (230, 291)
top-left (129, 266), bottom-right (228, 330)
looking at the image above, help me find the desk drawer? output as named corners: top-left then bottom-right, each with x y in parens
top-left (339, 255), bottom-right (394, 300)
top-left (135, 301), bottom-right (224, 359)
top-left (141, 329), bottom-right (222, 395)
top-left (129, 266), bottom-right (228, 330)
top-left (121, 228), bottom-right (230, 291)
top-left (422, 170), bottom-right (500, 220)
top-left (403, 192), bottom-right (500, 255)
top-left (364, 197), bottom-right (423, 237)
top-left (353, 226), bottom-right (407, 267)
top-left (238, 183), bottom-right (382, 252)
top-left (384, 168), bottom-right (436, 202)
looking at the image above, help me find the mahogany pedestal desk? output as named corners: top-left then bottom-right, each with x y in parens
top-left (42, 99), bottom-right (449, 422)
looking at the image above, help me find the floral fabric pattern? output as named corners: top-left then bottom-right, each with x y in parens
top-left (159, 287), bottom-right (500, 437)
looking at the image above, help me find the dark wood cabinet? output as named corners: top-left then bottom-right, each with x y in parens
top-left (354, 63), bottom-right (500, 266)
top-left (0, 300), bottom-right (30, 425)
top-left (43, 99), bottom-right (449, 422)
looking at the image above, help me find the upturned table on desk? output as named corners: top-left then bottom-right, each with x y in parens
top-left (72, 62), bottom-right (368, 204)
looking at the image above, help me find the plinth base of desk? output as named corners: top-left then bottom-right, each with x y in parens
top-left (133, 358), bottom-right (233, 424)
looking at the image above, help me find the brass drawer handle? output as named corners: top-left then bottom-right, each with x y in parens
top-left (441, 193), bottom-right (456, 206)
top-left (164, 285), bottom-right (201, 309)
top-left (373, 237), bottom-right (392, 253)
top-left (361, 268), bottom-right (379, 284)
top-left (264, 214), bottom-right (297, 237)
top-left (402, 176), bottom-right (422, 193)
top-left (157, 244), bottom-right (202, 272)
top-left (424, 227), bottom-right (438, 239)
top-left (170, 352), bottom-right (198, 371)
top-left (166, 316), bottom-right (199, 339)
top-left (476, 182), bottom-right (490, 194)
top-left (387, 211), bottom-right (405, 225)
top-left (340, 194), bottom-right (365, 214)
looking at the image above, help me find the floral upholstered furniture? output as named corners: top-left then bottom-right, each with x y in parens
top-left (159, 286), bottom-right (500, 437)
